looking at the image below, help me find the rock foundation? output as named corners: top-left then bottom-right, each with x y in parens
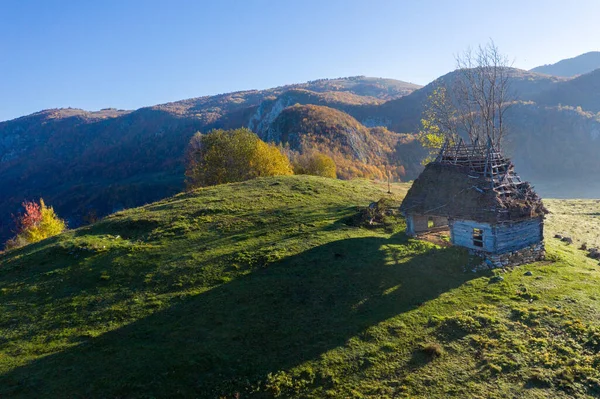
top-left (470, 243), bottom-right (545, 271)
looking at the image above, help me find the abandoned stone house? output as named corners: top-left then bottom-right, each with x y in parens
top-left (399, 139), bottom-right (547, 267)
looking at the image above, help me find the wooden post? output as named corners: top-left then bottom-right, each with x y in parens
top-left (435, 138), bottom-right (449, 163)
top-left (454, 138), bottom-right (464, 164)
top-left (484, 137), bottom-right (492, 178)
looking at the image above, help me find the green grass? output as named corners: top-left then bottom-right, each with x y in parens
top-left (1, 175), bottom-right (600, 398)
top-left (545, 199), bottom-right (600, 249)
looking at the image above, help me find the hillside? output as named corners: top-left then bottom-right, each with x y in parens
top-left (534, 69), bottom-right (600, 113)
top-left (0, 77), bottom-right (420, 244)
top-left (266, 104), bottom-right (415, 180)
top-left (354, 68), bottom-right (570, 133)
top-left (151, 76), bottom-right (421, 120)
top-left (504, 102), bottom-right (600, 178)
top-left (2, 176), bottom-right (600, 398)
top-left (349, 69), bottom-right (600, 182)
top-left (531, 51), bottom-right (600, 77)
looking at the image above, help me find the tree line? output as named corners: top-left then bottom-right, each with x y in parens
top-left (184, 128), bottom-right (336, 189)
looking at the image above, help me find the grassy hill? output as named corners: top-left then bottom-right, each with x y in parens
top-left (2, 176), bottom-right (600, 398)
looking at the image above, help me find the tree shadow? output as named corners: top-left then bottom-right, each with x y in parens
top-left (1, 232), bottom-right (486, 398)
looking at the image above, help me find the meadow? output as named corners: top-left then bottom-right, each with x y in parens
top-left (1, 176), bottom-right (599, 398)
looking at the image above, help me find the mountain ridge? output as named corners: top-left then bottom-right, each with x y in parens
top-left (530, 51), bottom-right (600, 77)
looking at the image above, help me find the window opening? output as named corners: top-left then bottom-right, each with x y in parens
top-left (473, 228), bottom-right (484, 247)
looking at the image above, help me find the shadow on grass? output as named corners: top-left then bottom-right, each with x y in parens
top-left (1, 232), bottom-right (485, 398)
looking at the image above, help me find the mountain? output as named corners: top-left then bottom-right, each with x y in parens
top-left (0, 77), bottom-right (420, 243)
top-left (344, 68), bottom-right (600, 182)
top-left (534, 68), bottom-right (600, 112)
top-left (530, 51), bottom-right (600, 77)
top-left (3, 67), bottom-right (600, 246)
top-left (2, 175), bottom-right (600, 397)
top-left (353, 68), bottom-right (569, 133)
top-left (266, 104), bottom-right (420, 180)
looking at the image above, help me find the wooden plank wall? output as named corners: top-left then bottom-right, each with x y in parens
top-left (450, 217), bottom-right (544, 253)
top-left (450, 219), bottom-right (495, 252)
top-left (405, 214), bottom-right (450, 236)
top-left (495, 217), bottom-right (544, 253)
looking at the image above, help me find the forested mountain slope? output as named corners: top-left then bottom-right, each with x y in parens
top-left (0, 77), bottom-right (420, 243)
top-left (533, 69), bottom-right (600, 113)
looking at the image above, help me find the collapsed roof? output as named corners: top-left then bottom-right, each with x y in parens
top-left (399, 138), bottom-right (547, 223)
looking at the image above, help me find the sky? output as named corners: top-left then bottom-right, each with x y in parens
top-left (1, 0), bottom-right (599, 122)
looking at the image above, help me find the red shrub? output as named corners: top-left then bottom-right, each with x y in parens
top-left (14, 200), bottom-right (42, 233)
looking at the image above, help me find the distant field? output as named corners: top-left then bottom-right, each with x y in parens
top-left (545, 199), bottom-right (600, 249)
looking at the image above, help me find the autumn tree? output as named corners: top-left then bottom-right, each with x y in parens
top-left (292, 152), bottom-right (337, 178)
top-left (418, 87), bottom-right (459, 163)
top-left (185, 128), bottom-right (293, 189)
top-left (6, 199), bottom-right (66, 249)
top-left (420, 40), bottom-right (513, 159)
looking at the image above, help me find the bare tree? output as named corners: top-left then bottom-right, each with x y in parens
top-left (454, 41), bottom-right (512, 146)
top-left (420, 40), bottom-right (513, 151)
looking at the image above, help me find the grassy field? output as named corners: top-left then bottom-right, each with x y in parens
top-left (1, 176), bottom-right (600, 398)
top-left (545, 199), bottom-right (600, 250)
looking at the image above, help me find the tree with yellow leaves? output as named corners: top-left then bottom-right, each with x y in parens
top-left (418, 87), bottom-right (458, 164)
top-left (5, 199), bottom-right (66, 249)
top-left (185, 128), bottom-right (293, 189)
top-left (292, 152), bottom-right (337, 178)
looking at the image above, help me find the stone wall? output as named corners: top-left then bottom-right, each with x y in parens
top-left (471, 242), bottom-right (546, 271)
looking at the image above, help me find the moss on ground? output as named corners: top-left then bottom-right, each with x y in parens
top-left (0, 176), bottom-right (599, 398)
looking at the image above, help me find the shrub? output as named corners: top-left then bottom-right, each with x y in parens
top-left (6, 199), bottom-right (66, 250)
top-left (347, 198), bottom-right (401, 229)
top-left (185, 128), bottom-right (293, 189)
top-left (420, 342), bottom-right (444, 358)
top-left (292, 152), bottom-right (337, 178)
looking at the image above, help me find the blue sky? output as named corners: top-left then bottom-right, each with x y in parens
top-left (1, 0), bottom-right (599, 121)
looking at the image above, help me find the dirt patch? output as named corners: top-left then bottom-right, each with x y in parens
top-left (416, 230), bottom-right (452, 247)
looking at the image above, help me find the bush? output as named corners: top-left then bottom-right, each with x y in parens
top-left (292, 152), bottom-right (337, 178)
top-left (347, 198), bottom-right (401, 228)
top-left (420, 342), bottom-right (444, 358)
top-left (6, 199), bottom-right (66, 250)
top-left (185, 128), bottom-right (293, 189)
